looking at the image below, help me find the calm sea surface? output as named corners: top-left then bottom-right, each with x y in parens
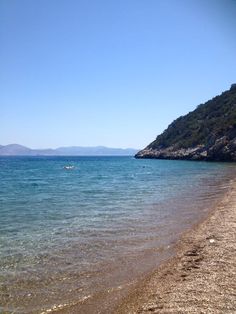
top-left (0, 156), bottom-right (235, 313)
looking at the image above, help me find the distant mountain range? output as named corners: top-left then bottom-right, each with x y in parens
top-left (0, 144), bottom-right (139, 156)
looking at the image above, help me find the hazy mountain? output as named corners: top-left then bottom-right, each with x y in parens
top-left (0, 144), bottom-right (33, 155)
top-left (54, 146), bottom-right (138, 156)
top-left (0, 144), bottom-right (138, 156)
top-left (136, 84), bottom-right (236, 161)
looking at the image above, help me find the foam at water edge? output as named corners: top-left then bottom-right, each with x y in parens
top-left (40, 295), bottom-right (92, 313)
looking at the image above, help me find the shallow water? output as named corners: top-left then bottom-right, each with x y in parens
top-left (0, 156), bottom-right (235, 313)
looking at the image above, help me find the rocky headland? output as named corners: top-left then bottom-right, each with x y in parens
top-left (136, 84), bottom-right (236, 161)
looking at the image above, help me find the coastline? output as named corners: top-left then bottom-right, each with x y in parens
top-left (114, 178), bottom-right (236, 313)
top-left (3, 158), bottom-right (235, 314)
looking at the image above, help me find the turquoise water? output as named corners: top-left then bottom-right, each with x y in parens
top-left (0, 156), bottom-right (235, 313)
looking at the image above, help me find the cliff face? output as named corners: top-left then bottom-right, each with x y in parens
top-left (136, 84), bottom-right (236, 161)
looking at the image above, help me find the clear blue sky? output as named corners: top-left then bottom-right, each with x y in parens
top-left (1, 0), bottom-right (236, 149)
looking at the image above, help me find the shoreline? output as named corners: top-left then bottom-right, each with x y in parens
top-left (3, 159), bottom-right (235, 314)
top-left (52, 175), bottom-right (236, 314)
top-left (114, 179), bottom-right (236, 313)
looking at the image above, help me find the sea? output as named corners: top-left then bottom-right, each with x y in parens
top-left (0, 156), bottom-right (235, 313)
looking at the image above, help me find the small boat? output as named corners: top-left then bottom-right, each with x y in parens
top-left (63, 165), bottom-right (75, 170)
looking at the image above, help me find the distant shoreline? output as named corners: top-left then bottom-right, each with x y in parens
top-left (114, 178), bottom-right (236, 313)
top-left (0, 144), bottom-right (139, 156)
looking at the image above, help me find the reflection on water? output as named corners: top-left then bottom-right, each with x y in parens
top-left (0, 156), bottom-right (235, 313)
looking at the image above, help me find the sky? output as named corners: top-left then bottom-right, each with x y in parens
top-left (1, 0), bottom-right (236, 149)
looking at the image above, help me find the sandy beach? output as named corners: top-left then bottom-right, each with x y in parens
top-left (114, 179), bottom-right (236, 314)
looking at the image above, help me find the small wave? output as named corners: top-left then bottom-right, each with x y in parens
top-left (40, 295), bottom-right (91, 313)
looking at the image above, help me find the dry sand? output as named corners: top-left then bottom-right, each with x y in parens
top-left (114, 180), bottom-right (236, 314)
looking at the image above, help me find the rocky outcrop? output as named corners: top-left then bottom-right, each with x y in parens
top-left (136, 85), bottom-right (236, 161)
top-left (136, 136), bottom-right (236, 161)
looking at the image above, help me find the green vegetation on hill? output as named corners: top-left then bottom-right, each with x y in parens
top-left (148, 85), bottom-right (236, 150)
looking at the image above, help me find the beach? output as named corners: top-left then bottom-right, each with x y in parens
top-left (114, 179), bottom-right (236, 313)
top-left (1, 157), bottom-right (236, 314)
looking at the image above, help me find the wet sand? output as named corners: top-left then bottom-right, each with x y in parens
top-left (114, 180), bottom-right (236, 314)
